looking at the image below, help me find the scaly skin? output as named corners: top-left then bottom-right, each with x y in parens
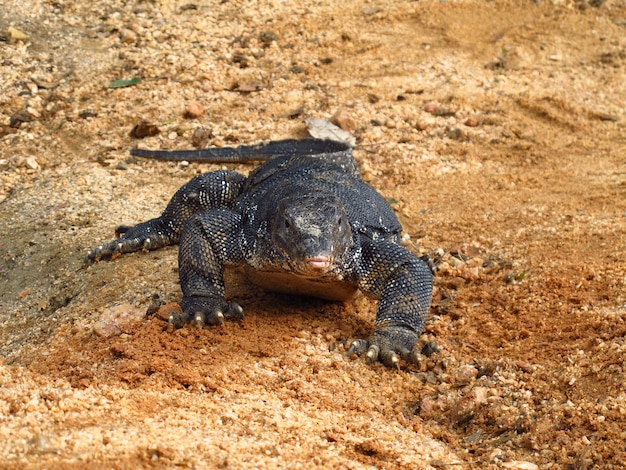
top-left (87, 139), bottom-right (433, 368)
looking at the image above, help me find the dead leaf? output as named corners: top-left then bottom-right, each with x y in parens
top-left (305, 117), bottom-right (356, 147)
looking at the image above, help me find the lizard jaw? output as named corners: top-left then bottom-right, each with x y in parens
top-left (304, 256), bottom-right (333, 273)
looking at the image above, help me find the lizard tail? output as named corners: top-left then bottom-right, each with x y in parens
top-left (130, 138), bottom-right (350, 163)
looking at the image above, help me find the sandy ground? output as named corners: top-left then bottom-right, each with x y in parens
top-left (1, 0), bottom-right (625, 468)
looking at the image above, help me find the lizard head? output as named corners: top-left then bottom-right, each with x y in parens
top-left (271, 194), bottom-right (353, 276)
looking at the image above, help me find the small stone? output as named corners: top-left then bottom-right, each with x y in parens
top-left (489, 449), bottom-right (504, 463)
top-left (184, 101), bottom-right (205, 119)
top-left (502, 461), bottom-right (539, 470)
top-left (119, 29), bottom-right (137, 44)
top-left (331, 110), bottom-right (357, 132)
top-left (464, 117), bottom-right (480, 127)
top-left (419, 396), bottom-right (437, 420)
top-left (462, 266), bottom-right (481, 279)
top-left (94, 303), bottom-right (145, 337)
top-left (191, 127), bottom-right (212, 148)
top-left (18, 288), bottom-right (32, 299)
top-left (449, 386), bottom-right (488, 425)
top-left (8, 26), bottom-right (28, 41)
top-left (424, 101), bottom-right (440, 114)
top-left (10, 112), bottom-right (32, 128)
top-left (516, 360), bottom-right (534, 373)
top-left (26, 107), bottom-right (40, 118)
top-left (456, 364), bottom-right (478, 383)
top-left (130, 121), bottom-right (160, 139)
top-left (259, 31), bottom-right (277, 46)
top-left (79, 109), bottom-right (98, 119)
top-left (444, 127), bottom-right (466, 141)
top-left (24, 157), bottom-right (40, 170)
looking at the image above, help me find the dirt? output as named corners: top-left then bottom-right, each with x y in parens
top-left (1, 0), bottom-right (625, 468)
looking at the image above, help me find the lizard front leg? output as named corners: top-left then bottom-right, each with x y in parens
top-left (172, 209), bottom-right (246, 327)
top-left (348, 240), bottom-right (433, 367)
top-left (86, 170), bottom-right (245, 262)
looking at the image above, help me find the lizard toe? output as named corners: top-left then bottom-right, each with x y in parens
top-left (168, 310), bottom-right (188, 329)
top-left (347, 338), bottom-right (369, 359)
top-left (379, 348), bottom-right (402, 369)
top-left (349, 326), bottom-right (419, 368)
top-left (223, 301), bottom-right (245, 321)
top-left (365, 344), bottom-right (380, 364)
top-left (179, 296), bottom-right (243, 327)
top-left (200, 310), bottom-right (225, 327)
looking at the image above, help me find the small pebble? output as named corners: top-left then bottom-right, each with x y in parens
top-left (502, 462), bottom-right (539, 470)
top-left (94, 303), bottom-right (145, 337)
top-left (184, 101), bottom-right (205, 119)
top-left (18, 288), bottom-right (32, 299)
top-left (130, 121), bottom-right (160, 139)
top-left (424, 101), bottom-right (440, 114)
top-left (8, 26), bottom-right (29, 41)
top-left (516, 360), bottom-right (534, 373)
top-left (119, 29), bottom-right (137, 44)
top-left (24, 157), bottom-right (40, 170)
top-left (192, 127), bottom-right (212, 148)
top-left (331, 109), bottom-right (357, 132)
top-left (450, 386), bottom-right (488, 425)
top-left (456, 364), bottom-right (479, 383)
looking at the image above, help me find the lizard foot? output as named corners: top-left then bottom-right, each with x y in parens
top-left (173, 296), bottom-right (244, 328)
top-left (347, 326), bottom-right (421, 368)
top-left (85, 222), bottom-right (173, 262)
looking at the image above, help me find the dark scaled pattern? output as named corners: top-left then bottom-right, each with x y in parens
top-left (87, 139), bottom-right (433, 367)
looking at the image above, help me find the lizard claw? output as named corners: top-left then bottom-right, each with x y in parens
top-left (85, 220), bottom-right (174, 263)
top-left (347, 326), bottom-right (420, 368)
top-left (379, 349), bottom-right (401, 369)
top-left (224, 301), bottom-right (245, 321)
top-left (173, 296), bottom-right (244, 329)
top-left (366, 344), bottom-right (401, 368)
top-left (168, 311), bottom-right (186, 329)
top-left (347, 338), bottom-right (369, 358)
top-left (193, 310), bottom-right (225, 327)
top-left (365, 344), bottom-right (380, 364)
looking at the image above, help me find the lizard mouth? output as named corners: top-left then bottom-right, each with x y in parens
top-left (304, 256), bottom-right (333, 272)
